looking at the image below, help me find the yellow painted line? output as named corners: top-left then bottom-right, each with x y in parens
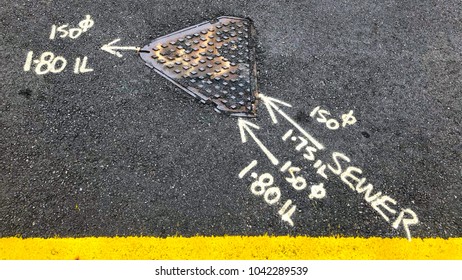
top-left (0, 236), bottom-right (461, 260)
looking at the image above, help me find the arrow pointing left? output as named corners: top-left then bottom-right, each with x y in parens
top-left (101, 39), bottom-right (140, 58)
top-left (238, 118), bottom-right (279, 166)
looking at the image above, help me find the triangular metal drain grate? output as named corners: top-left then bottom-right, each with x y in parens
top-left (139, 16), bottom-right (258, 117)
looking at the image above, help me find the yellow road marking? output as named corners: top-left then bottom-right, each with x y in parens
top-left (1, 236), bottom-right (461, 260)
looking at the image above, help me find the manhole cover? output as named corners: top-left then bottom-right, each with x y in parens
top-left (139, 16), bottom-right (258, 117)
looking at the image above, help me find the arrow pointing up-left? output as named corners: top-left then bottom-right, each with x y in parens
top-left (238, 118), bottom-right (279, 166)
top-left (259, 94), bottom-right (325, 150)
top-left (101, 39), bottom-right (140, 58)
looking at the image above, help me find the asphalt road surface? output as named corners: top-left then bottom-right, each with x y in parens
top-left (1, 0), bottom-right (461, 239)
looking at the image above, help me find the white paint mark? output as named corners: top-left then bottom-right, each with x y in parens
top-left (295, 137), bottom-right (308, 151)
top-left (68, 27), bottom-right (83, 39)
top-left (238, 118), bottom-right (279, 165)
top-left (282, 129), bottom-right (293, 141)
top-left (356, 179), bottom-right (382, 203)
top-left (309, 106), bottom-right (320, 117)
top-left (250, 173), bottom-right (273, 196)
top-left (309, 183), bottom-right (326, 199)
top-left (237, 99), bottom-right (416, 239)
top-left (74, 57), bottom-right (80, 74)
top-left (24, 51), bottom-right (94, 76)
top-left (326, 119), bottom-right (340, 130)
top-left (392, 209), bottom-right (419, 241)
top-left (260, 94), bottom-right (292, 124)
top-left (238, 160), bottom-right (258, 179)
top-left (243, 170), bottom-right (296, 225)
top-left (49, 15), bottom-right (94, 40)
top-left (49, 24), bottom-right (57, 40)
top-left (101, 39), bottom-right (141, 58)
top-left (280, 161), bottom-right (292, 172)
top-left (73, 57), bottom-right (93, 74)
top-left (56, 24), bottom-right (68, 39)
top-left (23, 51), bottom-right (33, 72)
top-left (312, 159), bottom-right (328, 179)
top-left (310, 106), bottom-right (357, 130)
top-left (316, 109), bottom-right (330, 123)
top-left (341, 110), bottom-right (357, 127)
top-left (326, 153), bottom-right (419, 240)
top-left (264, 187), bottom-right (281, 205)
top-left (278, 200), bottom-right (296, 226)
top-left (327, 152), bottom-right (351, 175)
top-left (250, 172), bottom-right (258, 179)
top-left (286, 167), bottom-right (307, 191)
top-left (303, 146), bottom-right (318, 161)
top-left (32, 52), bottom-right (67, 75)
top-left (340, 166), bottom-right (364, 191)
top-left (259, 94), bottom-right (325, 150)
top-left (371, 195), bottom-right (397, 222)
top-left (78, 15), bottom-right (94, 32)
top-left (315, 164), bottom-right (328, 179)
top-left (313, 160), bottom-right (323, 169)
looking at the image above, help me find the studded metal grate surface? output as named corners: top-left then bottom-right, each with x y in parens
top-left (139, 16), bottom-right (258, 117)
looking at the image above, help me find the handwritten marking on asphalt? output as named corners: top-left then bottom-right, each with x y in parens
top-left (239, 94), bottom-right (419, 240)
top-left (309, 106), bottom-right (357, 130)
top-left (101, 39), bottom-right (141, 58)
top-left (49, 15), bottom-right (94, 40)
top-left (259, 94), bottom-right (325, 150)
top-left (24, 51), bottom-right (93, 75)
top-left (238, 119), bottom-right (279, 165)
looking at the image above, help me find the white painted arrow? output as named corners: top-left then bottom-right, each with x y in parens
top-left (259, 94), bottom-right (325, 150)
top-left (101, 39), bottom-right (140, 58)
top-left (238, 118), bottom-right (279, 165)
